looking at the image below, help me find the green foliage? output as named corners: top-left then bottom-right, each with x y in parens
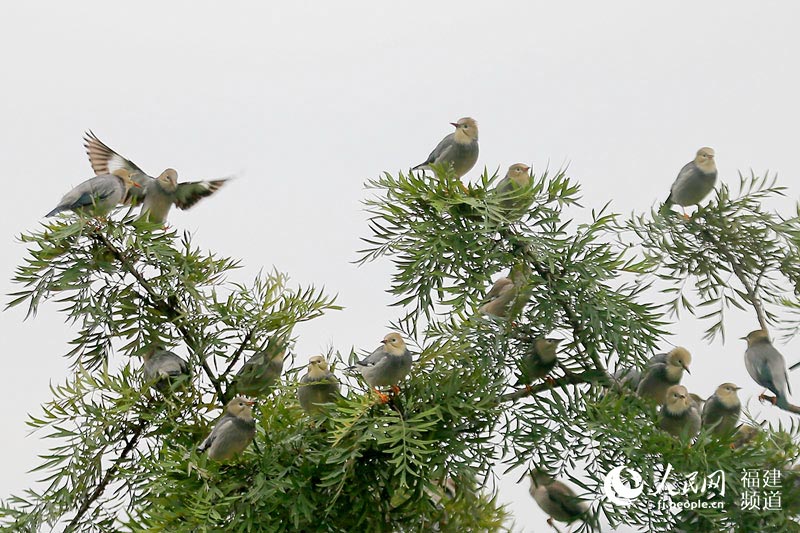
top-left (3, 166), bottom-right (800, 532)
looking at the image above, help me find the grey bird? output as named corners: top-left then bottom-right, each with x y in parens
top-left (517, 338), bottom-right (563, 387)
top-left (142, 347), bottom-right (190, 392)
top-left (83, 131), bottom-right (228, 222)
top-left (197, 396), bottom-right (256, 461)
top-left (350, 333), bottom-right (413, 402)
top-left (637, 347), bottom-right (692, 404)
top-left (494, 163), bottom-right (532, 210)
top-left (743, 329), bottom-right (792, 410)
top-left (658, 385), bottom-right (702, 439)
top-left (230, 336), bottom-right (287, 398)
top-left (45, 169), bottom-right (139, 217)
top-left (529, 470), bottom-right (588, 527)
top-left (662, 147), bottom-right (717, 217)
top-left (611, 367), bottom-right (642, 391)
top-left (732, 424), bottom-right (760, 449)
top-left (298, 355), bottom-right (341, 415)
top-left (479, 277), bottom-right (517, 318)
top-left (701, 383), bottom-right (741, 436)
top-left (411, 117), bottom-right (479, 179)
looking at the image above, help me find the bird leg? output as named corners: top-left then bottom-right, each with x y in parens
top-left (758, 391), bottom-right (778, 406)
top-left (546, 517), bottom-right (563, 533)
top-left (543, 375), bottom-right (556, 387)
top-left (373, 388), bottom-right (391, 404)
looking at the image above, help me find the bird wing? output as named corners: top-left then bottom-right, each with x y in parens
top-left (198, 415), bottom-right (233, 451)
top-left (413, 132), bottom-right (455, 169)
top-left (669, 162), bottom-right (698, 197)
top-left (547, 482), bottom-right (586, 517)
top-left (356, 346), bottom-right (388, 367)
top-left (174, 179), bottom-right (228, 209)
top-left (83, 131), bottom-right (146, 176)
top-left (764, 345), bottom-right (792, 396)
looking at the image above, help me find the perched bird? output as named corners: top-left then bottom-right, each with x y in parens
top-left (83, 131), bottom-right (228, 222)
top-left (732, 424), bottom-right (760, 449)
top-left (701, 383), bottom-right (741, 436)
top-left (141, 347), bottom-right (190, 392)
top-left (298, 355), bottom-right (341, 415)
top-left (351, 333), bottom-right (413, 401)
top-left (658, 385), bottom-right (702, 439)
top-left (743, 329), bottom-right (792, 410)
top-left (611, 367), bottom-right (642, 391)
top-left (529, 470), bottom-right (588, 527)
top-left (45, 169), bottom-right (139, 217)
top-left (517, 338), bottom-right (563, 387)
top-left (494, 163), bottom-right (532, 209)
top-left (197, 396), bottom-right (256, 461)
top-left (637, 347), bottom-right (692, 404)
top-left (479, 277), bottom-right (517, 318)
top-left (661, 147), bottom-right (717, 217)
top-left (229, 337), bottom-right (287, 399)
top-left (411, 117), bottom-right (479, 179)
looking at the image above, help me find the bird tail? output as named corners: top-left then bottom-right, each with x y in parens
top-left (659, 195), bottom-right (674, 216)
top-left (410, 162), bottom-right (428, 172)
top-left (45, 206), bottom-right (63, 217)
top-left (776, 393), bottom-right (791, 410)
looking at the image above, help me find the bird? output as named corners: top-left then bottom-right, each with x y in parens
top-left (494, 163), bottom-right (532, 209)
top-left (611, 367), bottom-right (642, 392)
top-left (517, 338), bottom-right (563, 387)
top-left (83, 131), bottom-right (228, 222)
top-left (732, 424), bottom-right (760, 449)
top-left (661, 147), bottom-right (717, 218)
top-left (298, 355), bottom-right (341, 415)
top-left (45, 169), bottom-right (139, 217)
top-left (229, 336), bottom-right (287, 399)
top-left (197, 396), bottom-right (256, 461)
top-left (701, 383), bottom-right (741, 436)
top-left (411, 117), bottom-right (479, 179)
top-left (636, 347), bottom-right (692, 404)
top-left (350, 333), bottom-right (413, 402)
top-left (743, 329), bottom-right (792, 410)
top-left (529, 470), bottom-right (588, 528)
top-left (658, 385), bottom-right (701, 439)
top-left (141, 346), bottom-right (190, 392)
top-left (479, 277), bottom-right (517, 318)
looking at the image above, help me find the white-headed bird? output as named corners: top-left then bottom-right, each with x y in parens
top-left (662, 147), bottom-right (717, 217)
top-left (46, 169), bottom-right (139, 217)
top-left (743, 329), bottom-right (792, 410)
top-left (701, 383), bottom-right (741, 436)
top-left (411, 117), bottom-right (479, 179)
top-left (350, 333), bottom-right (413, 402)
top-left (83, 131), bottom-right (228, 223)
top-left (197, 396), bottom-right (256, 461)
top-left (517, 338), bottom-right (563, 387)
top-left (658, 385), bottom-right (701, 439)
top-left (637, 347), bottom-right (692, 404)
top-left (298, 355), bottom-right (340, 415)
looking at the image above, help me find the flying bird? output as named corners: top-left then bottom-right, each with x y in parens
top-left (197, 396), bottom-right (256, 461)
top-left (658, 385), bottom-right (701, 439)
top-left (350, 333), bottom-right (412, 402)
top-left (661, 147), bottom-right (717, 218)
top-left (701, 383), bottom-right (741, 436)
top-left (411, 117), bottom-right (479, 179)
top-left (743, 329), bottom-right (792, 410)
top-left (83, 131), bottom-right (228, 222)
top-left (298, 355), bottom-right (341, 415)
top-left (45, 169), bottom-right (139, 217)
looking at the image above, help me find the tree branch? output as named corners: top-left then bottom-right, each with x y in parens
top-left (500, 369), bottom-right (606, 403)
top-left (64, 420), bottom-right (147, 532)
top-left (89, 228), bottom-right (225, 401)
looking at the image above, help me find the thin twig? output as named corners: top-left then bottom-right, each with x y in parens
top-left (64, 421), bottom-right (147, 532)
top-left (500, 370), bottom-right (606, 403)
top-left (90, 228), bottom-right (225, 401)
top-left (222, 329), bottom-right (254, 378)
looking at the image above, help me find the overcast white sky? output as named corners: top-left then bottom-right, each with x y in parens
top-left (1, 2), bottom-right (799, 531)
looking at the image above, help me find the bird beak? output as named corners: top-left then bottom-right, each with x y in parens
top-left (450, 122), bottom-right (459, 128)
top-left (734, 386), bottom-right (742, 391)
top-left (682, 364), bottom-right (691, 374)
top-left (739, 335), bottom-right (747, 341)
top-left (132, 182), bottom-right (142, 188)
top-left (243, 399), bottom-right (255, 406)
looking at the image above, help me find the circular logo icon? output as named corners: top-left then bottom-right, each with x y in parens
top-left (603, 465), bottom-right (644, 506)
